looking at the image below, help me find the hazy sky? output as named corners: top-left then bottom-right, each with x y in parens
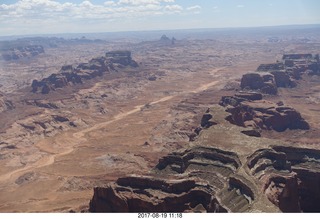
top-left (0, 0), bottom-right (319, 36)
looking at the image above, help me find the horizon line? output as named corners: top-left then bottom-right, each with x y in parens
top-left (1, 23), bottom-right (320, 39)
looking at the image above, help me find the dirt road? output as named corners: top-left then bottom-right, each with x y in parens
top-left (0, 68), bottom-right (223, 184)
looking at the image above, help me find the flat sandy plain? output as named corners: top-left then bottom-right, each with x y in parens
top-left (0, 26), bottom-right (320, 212)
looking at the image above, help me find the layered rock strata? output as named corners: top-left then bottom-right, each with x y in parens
top-left (219, 91), bottom-right (309, 132)
top-left (246, 53), bottom-right (320, 94)
top-left (247, 146), bottom-right (320, 212)
top-left (90, 146), bottom-right (258, 213)
top-left (88, 53), bottom-right (317, 213)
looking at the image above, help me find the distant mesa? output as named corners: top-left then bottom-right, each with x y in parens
top-left (0, 37), bottom-right (108, 61)
top-left (105, 51), bottom-right (138, 67)
top-left (242, 53), bottom-right (320, 94)
top-left (240, 72), bottom-right (278, 95)
top-left (0, 45), bottom-right (45, 61)
top-left (256, 63), bottom-right (284, 72)
top-left (31, 50), bottom-right (138, 94)
top-left (221, 95), bottom-right (310, 132)
top-left (282, 54), bottom-right (313, 60)
top-left (159, 34), bottom-right (176, 45)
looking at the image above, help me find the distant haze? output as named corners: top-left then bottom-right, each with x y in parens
top-left (0, 0), bottom-right (319, 37)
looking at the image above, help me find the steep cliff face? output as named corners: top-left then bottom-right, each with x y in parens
top-left (89, 146), bottom-right (257, 213)
top-left (249, 53), bottom-right (320, 94)
top-left (89, 176), bottom-right (228, 213)
top-left (240, 72), bottom-right (278, 95)
top-left (247, 146), bottom-right (320, 212)
top-left (257, 63), bottom-right (284, 72)
top-left (105, 51), bottom-right (138, 67)
top-left (219, 93), bottom-right (309, 132)
top-left (89, 142), bottom-right (319, 212)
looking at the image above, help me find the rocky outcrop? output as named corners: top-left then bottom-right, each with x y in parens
top-left (16, 113), bottom-right (83, 137)
top-left (270, 71), bottom-right (296, 88)
top-left (224, 99), bottom-right (309, 132)
top-left (253, 54), bottom-right (320, 93)
top-left (200, 112), bottom-right (217, 128)
top-left (219, 92), bottom-right (262, 107)
top-left (31, 51), bottom-right (138, 94)
top-left (24, 100), bottom-right (59, 109)
top-left (282, 54), bottom-right (313, 60)
top-left (1, 45), bottom-right (44, 61)
top-left (240, 70), bottom-right (297, 95)
top-left (155, 146), bottom-right (241, 176)
top-left (0, 95), bottom-right (14, 113)
top-left (247, 146), bottom-right (320, 212)
top-left (257, 63), bottom-right (284, 72)
top-left (89, 146), bottom-right (256, 213)
top-left (283, 54), bottom-right (320, 76)
top-left (89, 144), bottom-right (319, 213)
top-left (89, 176), bottom-right (227, 213)
top-left (220, 91), bottom-right (309, 133)
top-left (105, 51), bottom-right (138, 67)
top-left (159, 35), bottom-right (176, 45)
top-left (240, 72), bottom-right (278, 95)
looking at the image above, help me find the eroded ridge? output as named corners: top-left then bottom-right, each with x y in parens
top-left (155, 146), bottom-right (240, 179)
top-left (247, 146), bottom-right (320, 212)
top-left (219, 92), bottom-right (309, 133)
top-left (243, 53), bottom-right (319, 94)
top-left (31, 50), bottom-right (138, 94)
top-left (89, 146), bottom-right (259, 213)
top-left (89, 176), bottom-right (228, 213)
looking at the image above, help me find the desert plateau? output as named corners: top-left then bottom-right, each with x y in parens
top-left (0, 25), bottom-right (320, 213)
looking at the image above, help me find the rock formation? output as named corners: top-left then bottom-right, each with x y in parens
top-left (257, 53), bottom-right (320, 87)
top-left (105, 51), bottom-right (138, 67)
top-left (159, 35), bottom-right (176, 45)
top-left (221, 97), bottom-right (309, 132)
top-left (257, 63), bottom-right (284, 72)
top-left (89, 176), bottom-right (227, 213)
top-left (24, 100), bottom-right (59, 109)
top-left (270, 71), bottom-right (296, 88)
top-left (31, 51), bottom-right (138, 94)
top-left (247, 146), bottom-right (320, 212)
top-left (89, 146), bottom-right (260, 213)
top-left (247, 53), bottom-right (320, 94)
top-left (89, 144), bottom-right (319, 213)
top-left (240, 72), bottom-right (278, 95)
top-left (0, 94), bottom-right (14, 113)
top-left (1, 45), bottom-right (44, 61)
top-left (88, 53), bottom-right (318, 213)
top-left (282, 54), bottom-right (313, 60)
